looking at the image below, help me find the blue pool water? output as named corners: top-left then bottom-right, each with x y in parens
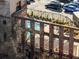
top-left (26, 32), bottom-right (31, 38)
top-left (25, 20), bottom-right (48, 38)
top-left (25, 20), bottom-right (40, 38)
top-left (25, 20), bottom-right (40, 31)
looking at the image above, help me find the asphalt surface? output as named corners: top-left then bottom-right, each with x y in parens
top-left (27, 0), bottom-right (73, 21)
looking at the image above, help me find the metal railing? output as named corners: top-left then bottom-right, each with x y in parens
top-left (13, 15), bottom-right (79, 59)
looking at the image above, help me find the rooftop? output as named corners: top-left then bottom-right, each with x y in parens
top-left (74, 12), bottom-right (79, 19)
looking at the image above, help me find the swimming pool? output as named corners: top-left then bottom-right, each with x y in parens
top-left (25, 20), bottom-right (40, 38)
top-left (25, 20), bottom-right (40, 31)
top-left (25, 20), bottom-right (49, 38)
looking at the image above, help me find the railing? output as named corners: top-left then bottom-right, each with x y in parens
top-left (0, 14), bottom-right (79, 59)
top-left (13, 15), bottom-right (79, 59)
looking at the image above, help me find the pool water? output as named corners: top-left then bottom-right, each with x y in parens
top-left (25, 20), bottom-right (40, 31)
top-left (25, 20), bottom-right (48, 38)
top-left (25, 20), bottom-right (40, 38)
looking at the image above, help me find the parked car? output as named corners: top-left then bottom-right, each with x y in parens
top-left (74, 2), bottom-right (79, 6)
top-left (63, 2), bottom-right (79, 13)
top-left (27, 0), bottom-right (31, 4)
top-left (45, 1), bottom-right (63, 12)
top-left (57, 0), bottom-right (73, 3)
top-left (27, 0), bottom-right (35, 4)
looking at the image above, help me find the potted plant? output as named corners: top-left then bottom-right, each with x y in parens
top-left (39, 16), bottom-right (42, 19)
top-left (35, 15), bottom-right (39, 19)
top-left (30, 11), bottom-right (33, 17)
top-left (27, 13), bottom-right (30, 17)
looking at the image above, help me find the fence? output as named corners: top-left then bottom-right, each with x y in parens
top-left (13, 15), bottom-right (79, 59)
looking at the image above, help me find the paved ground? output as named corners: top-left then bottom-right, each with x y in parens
top-left (27, 0), bottom-right (73, 21)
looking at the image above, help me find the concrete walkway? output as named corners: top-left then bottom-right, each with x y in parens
top-left (27, 0), bottom-right (73, 21)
